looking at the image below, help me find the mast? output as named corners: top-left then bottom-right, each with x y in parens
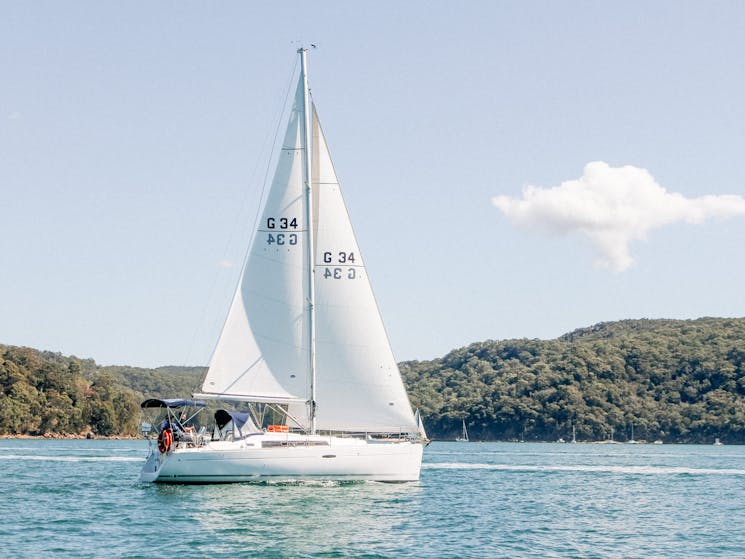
top-left (299, 47), bottom-right (317, 434)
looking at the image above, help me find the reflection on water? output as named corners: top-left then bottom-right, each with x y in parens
top-left (183, 481), bottom-right (424, 557)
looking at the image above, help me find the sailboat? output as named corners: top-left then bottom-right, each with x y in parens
top-left (627, 423), bottom-right (639, 444)
top-left (140, 49), bottom-right (425, 483)
top-left (456, 420), bottom-right (469, 442)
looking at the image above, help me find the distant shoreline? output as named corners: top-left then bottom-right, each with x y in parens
top-left (0, 433), bottom-right (140, 440)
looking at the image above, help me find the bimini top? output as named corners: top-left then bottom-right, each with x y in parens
top-left (140, 398), bottom-right (208, 409)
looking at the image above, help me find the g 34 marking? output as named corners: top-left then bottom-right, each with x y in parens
top-left (323, 267), bottom-right (357, 280)
top-left (266, 217), bottom-right (298, 230)
top-left (323, 251), bottom-right (356, 264)
top-left (267, 233), bottom-right (298, 245)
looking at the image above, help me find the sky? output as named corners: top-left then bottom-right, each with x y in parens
top-left (3, 1), bottom-right (745, 368)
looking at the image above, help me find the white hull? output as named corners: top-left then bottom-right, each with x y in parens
top-left (140, 433), bottom-right (423, 483)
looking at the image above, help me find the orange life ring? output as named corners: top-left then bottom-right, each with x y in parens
top-left (158, 428), bottom-right (173, 453)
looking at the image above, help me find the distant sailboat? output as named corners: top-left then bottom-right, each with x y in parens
top-left (415, 409), bottom-right (429, 443)
top-left (139, 49), bottom-right (425, 483)
top-left (456, 420), bottom-right (469, 442)
top-left (627, 423), bottom-right (639, 444)
top-left (598, 427), bottom-right (618, 444)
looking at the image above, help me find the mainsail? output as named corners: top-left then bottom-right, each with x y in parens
top-left (199, 70), bottom-right (417, 434)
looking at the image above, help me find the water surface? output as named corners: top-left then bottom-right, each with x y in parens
top-left (1, 440), bottom-right (742, 558)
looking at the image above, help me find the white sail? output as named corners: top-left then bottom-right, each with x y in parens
top-left (310, 106), bottom-right (418, 433)
top-left (199, 80), bottom-right (310, 404)
top-left (200, 74), bottom-right (417, 432)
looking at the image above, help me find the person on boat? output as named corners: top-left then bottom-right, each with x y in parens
top-left (175, 412), bottom-right (198, 446)
top-left (159, 416), bottom-right (173, 432)
top-left (180, 413), bottom-right (195, 433)
top-left (160, 415), bottom-right (187, 437)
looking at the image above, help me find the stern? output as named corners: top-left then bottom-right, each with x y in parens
top-left (140, 449), bottom-right (164, 483)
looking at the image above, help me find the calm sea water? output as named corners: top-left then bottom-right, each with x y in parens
top-left (1, 440), bottom-right (744, 558)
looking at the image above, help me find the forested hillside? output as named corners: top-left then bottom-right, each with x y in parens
top-left (0, 344), bottom-right (201, 437)
top-left (403, 318), bottom-right (745, 443)
top-left (3, 317), bottom-right (745, 442)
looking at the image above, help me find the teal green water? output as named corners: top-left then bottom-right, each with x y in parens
top-left (1, 440), bottom-right (744, 558)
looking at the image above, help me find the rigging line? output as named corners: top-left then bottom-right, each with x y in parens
top-left (181, 57), bottom-right (300, 386)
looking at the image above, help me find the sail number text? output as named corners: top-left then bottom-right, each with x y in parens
top-left (323, 267), bottom-right (357, 280)
top-left (266, 233), bottom-right (297, 245)
top-left (323, 251), bottom-right (355, 264)
top-left (322, 252), bottom-right (358, 280)
top-left (265, 217), bottom-right (299, 246)
top-left (266, 217), bottom-right (298, 229)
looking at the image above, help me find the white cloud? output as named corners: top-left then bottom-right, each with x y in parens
top-left (217, 260), bottom-right (234, 269)
top-left (492, 161), bottom-right (745, 272)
